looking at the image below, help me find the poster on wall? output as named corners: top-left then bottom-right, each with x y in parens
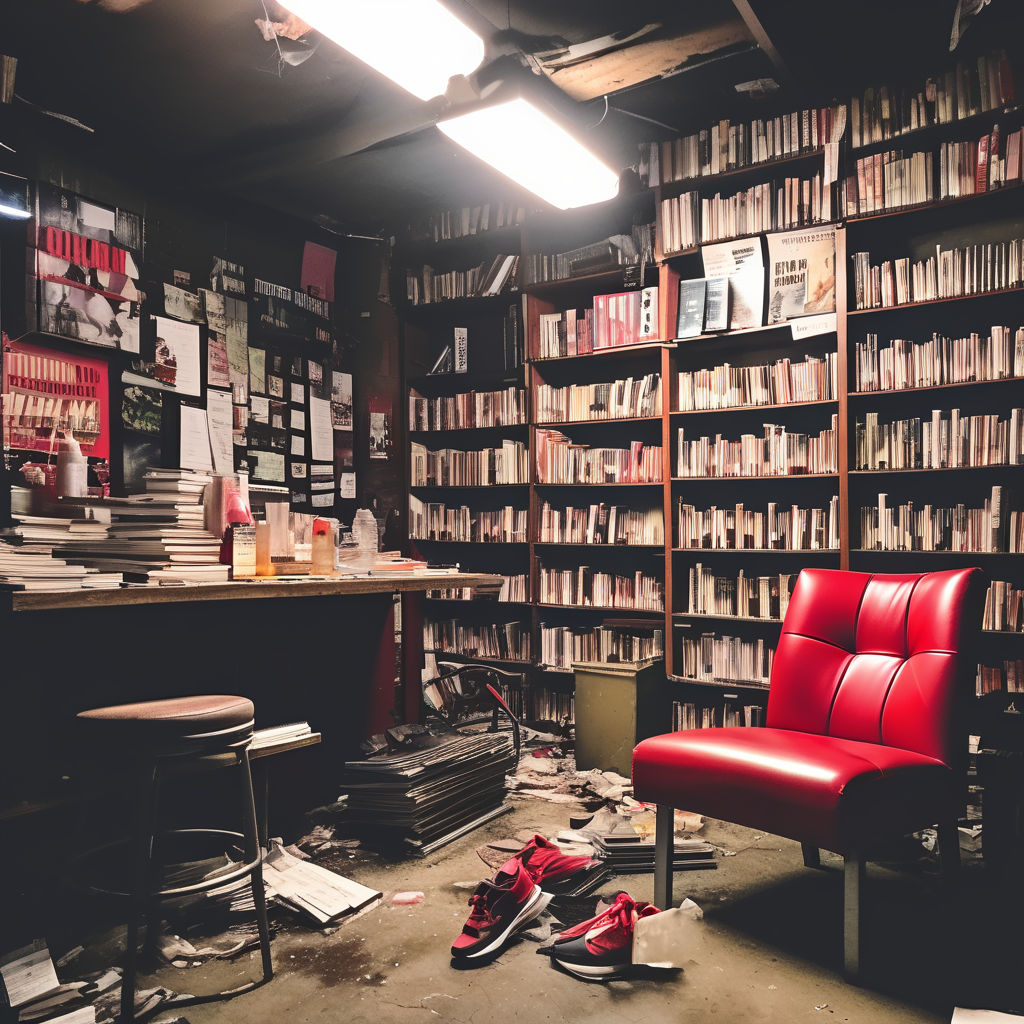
top-left (121, 384), bottom-right (162, 490)
top-left (29, 185), bottom-right (143, 351)
top-left (2, 339), bottom-right (110, 458)
top-left (765, 225), bottom-right (837, 325)
top-left (368, 394), bottom-right (391, 460)
top-left (331, 371), bottom-right (353, 429)
top-left (301, 241), bottom-right (337, 303)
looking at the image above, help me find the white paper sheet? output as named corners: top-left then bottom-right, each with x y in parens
top-left (206, 389), bottom-right (234, 474)
top-left (179, 405), bottom-right (213, 472)
top-left (309, 396), bottom-right (333, 462)
top-left (153, 315), bottom-right (201, 396)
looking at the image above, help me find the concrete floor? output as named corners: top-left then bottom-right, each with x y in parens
top-left (115, 794), bottom-right (1024, 1024)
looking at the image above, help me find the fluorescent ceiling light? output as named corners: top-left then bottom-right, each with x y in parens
top-left (281, 0), bottom-right (484, 101)
top-left (438, 98), bottom-right (620, 210)
top-left (0, 203), bottom-right (30, 219)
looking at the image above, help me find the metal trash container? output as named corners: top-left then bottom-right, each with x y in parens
top-left (572, 658), bottom-right (667, 775)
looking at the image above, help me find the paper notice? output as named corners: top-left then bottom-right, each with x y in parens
top-left (206, 389), bottom-right (234, 474)
top-left (309, 396), bottom-right (333, 462)
top-left (790, 312), bottom-right (837, 339)
top-left (340, 473), bottom-right (356, 498)
top-left (153, 316), bottom-right (202, 396)
top-left (179, 404), bottom-right (213, 472)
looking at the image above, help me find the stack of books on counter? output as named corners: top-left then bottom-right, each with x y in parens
top-left (61, 469), bottom-right (230, 584)
top-left (0, 515), bottom-right (122, 591)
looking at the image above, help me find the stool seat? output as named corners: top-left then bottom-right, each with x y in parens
top-left (77, 695), bottom-right (254, 742)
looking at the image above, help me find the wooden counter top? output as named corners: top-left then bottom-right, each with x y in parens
top-left (5, 572), bottom-right (502, 612)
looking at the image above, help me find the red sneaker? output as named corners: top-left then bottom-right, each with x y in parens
top-left (513, 835), bottom-right (596, 888)
top-left (451, 859), bottom-right (546, 960)
top-left (549, 892), bottom-right (660, 979)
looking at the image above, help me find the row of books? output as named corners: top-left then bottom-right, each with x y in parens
top-left (677, 352), bottom-right (837, 411)
top-left (976, 661), bottom-right (1024, 696)
top-left (531, 687), bottom-right (575, 726)
top-left (858, 488), bottom-right (1022, 552)
top-left (408, 386), bottom-right (527, 431)
top-left (535, 373), bottom-right (662, 423)
top-left (538, 623), bottom-right (665, 670)
top-left (645, 105), bottom-right (843, 186)
top-left (677, 632), bottom-right (774, 687)
top-left (983, 579), bottom-right (1024, 633)
top-left (676, 498), bottom-right (840, 552)
top-left (538, 502), bottom-right (664, 546)
top-left (853, 327), bottom-right (1024, 391)
top-left (406, 201), bottom-right (527, 243)
top-left (851, 238), bottom-right (1024, 309)
top-left (408, 498), bottom-right (527, 543)
top-left (676, 417), bottom-right (839, 478)
top-left (844, 149), bottom-right (934, 216)
top-left (427, 574), bottom-right (528, 602)
top-left (404, 254), bottom-right (518, 305)
top-left (848, 51), bottom-right (1015, 149)
top-left (855, 408), bottom-right (1024, 470)
top-left (662, 174), bottom-right (833, 253)
top-left (424, 619), bottom-right (530, 661)
top-left (672, 699), bottom-right (766, 730)
top-left (409, 440), bottom-right (528, 487)
top-left (522, 227), bottom-right (651, 285)
top-left (535, 430), bottom-right (663, 484)
top-left (841, 130), bottom-right (1024, 216)
top-left (684, 565), bottom-right (797, 620)
top-left (538, 567), bottom-right (664, 612)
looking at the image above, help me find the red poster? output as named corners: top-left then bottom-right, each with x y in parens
top-left (2, 339), bottom-right (110, 458)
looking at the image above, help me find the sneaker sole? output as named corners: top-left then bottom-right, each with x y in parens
top-left (554, 958), bottom-right (628, 979)
top-left (462, 884), bottom-right (547, 959)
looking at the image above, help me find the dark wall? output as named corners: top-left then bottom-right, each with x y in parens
top-left (0, 102), bottom-right (404, 526)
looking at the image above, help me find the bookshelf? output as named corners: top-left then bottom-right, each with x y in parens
top-left (399, 46), bottom-right (1024, 730)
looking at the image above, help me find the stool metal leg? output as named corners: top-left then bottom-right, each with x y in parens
top-left (654, 804), bottom-right (674, 910)
top-left (121, 762), bottom-right (159, 1024)
top-left (238, 750), bottom-right (274, 983)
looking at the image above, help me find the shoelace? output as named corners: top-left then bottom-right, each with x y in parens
top-left (464, 882), bottom-right (499, 930)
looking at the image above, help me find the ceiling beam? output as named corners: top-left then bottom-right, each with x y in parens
top-left (729, 0), bottom-right (791, 83)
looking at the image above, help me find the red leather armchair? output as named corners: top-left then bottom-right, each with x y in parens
top-left (632, 567), bottom-right (985, 977)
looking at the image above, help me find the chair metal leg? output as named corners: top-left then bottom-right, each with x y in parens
top-left (654, 804), bottom-right (674, 910)
top-left (843, 851), bottom-right (864, 981)
top-left (801, 843), bottom-right (821, 868)
top-left (937, 819), bottom-right (961, 885)
top-left (121, 762), bottom-right (159, 1024)
top-left (238, 750), bottom-right (274, 983)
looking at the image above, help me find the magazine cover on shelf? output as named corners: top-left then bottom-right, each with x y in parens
top-left (701, 239), bottom-right (764, 330)
top-left (2, 338), bottom-right (110, 458)
top-left (765, 225), bottom-right (837, 324)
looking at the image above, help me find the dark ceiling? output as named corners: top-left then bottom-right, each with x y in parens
top-left (2, 0), bottom-right (1023, 235)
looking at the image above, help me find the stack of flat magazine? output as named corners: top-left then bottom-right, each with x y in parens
top-left (340, 731), bottom-right (515, 856)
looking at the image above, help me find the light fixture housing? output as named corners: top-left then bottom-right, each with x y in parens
top-left (437, 97), bottom-right (621, 210)
top-left (281, 0), bottom-right (485, 101)
top-left (0, 174), bottom-right (29, 219)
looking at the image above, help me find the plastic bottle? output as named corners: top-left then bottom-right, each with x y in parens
top-left (351, 508), bottom-right (378, 570)
top-left (311, 517), bottom-right (337, 575)
top-left (55, 436), bottom-right (88, 499)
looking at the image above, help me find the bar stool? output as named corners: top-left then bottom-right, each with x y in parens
top-left (74, 695), bottom-right (273, 1021)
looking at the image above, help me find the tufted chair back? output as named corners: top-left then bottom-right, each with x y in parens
top-left (767, 568), bottom-right (985, 768)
